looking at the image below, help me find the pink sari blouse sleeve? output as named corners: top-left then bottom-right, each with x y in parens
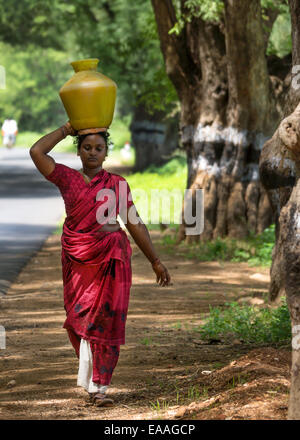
top-left (45, 163), bottom-right (71, 191)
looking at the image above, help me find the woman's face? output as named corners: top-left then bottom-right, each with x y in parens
top-left (77, 134), bottom-right (107, 169)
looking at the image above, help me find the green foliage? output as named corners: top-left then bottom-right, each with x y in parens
top-left (0, 42), bottom-right (71, 131)
top-left (0, 0), bottom-right (178, 129)
top-left (184, 0), bottom-right (224, 21)
top-left (138, 68), bottom-right (178, 114)
top-left (169, 0), bottom-right (291, 64)
top-left (261, 0), bottom-right (289, 14)
top-left (69, 0), bottom-right (177, 115)
top-left (170, 0), bottom-right (224, 35)
top-left (0, 0), bottom-right (291, 133)
top-left (199, 298), bottom-right (291, 344)
top-left (0, 0), bottom-right (73, 49)
top-left (267, 9), bottom-right (292, 57)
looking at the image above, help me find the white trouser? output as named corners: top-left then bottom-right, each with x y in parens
top-left (77, 339), bottom-right (108, 394)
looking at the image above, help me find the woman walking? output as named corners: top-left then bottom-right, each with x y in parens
top-left (30, 121), bottom-right (171, 406)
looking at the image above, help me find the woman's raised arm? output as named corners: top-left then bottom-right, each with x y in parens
top-left (30, 122), bottom-right (76, 177)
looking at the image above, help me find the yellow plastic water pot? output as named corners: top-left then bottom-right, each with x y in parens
top-left (59, 58), bottom-right (117, 131)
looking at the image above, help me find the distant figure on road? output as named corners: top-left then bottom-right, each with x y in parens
top-left (1, 118), bottom-right (18, 149)
top-left (120, 140), bottom-right (132, 161)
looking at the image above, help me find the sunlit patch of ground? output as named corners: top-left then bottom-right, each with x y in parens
top-left (0, 229), bottom-right (291, 420)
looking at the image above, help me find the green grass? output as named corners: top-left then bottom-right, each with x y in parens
top-left (211, 362), bottom-right (224, 370)
top-left (187, 385), bottom-right (201, 400)
top-left (150, 399), bottom-right (170, 412)
top-left (139, 336), bottom-right (153, 346)
top-left (126, 155), bottom-right (187, 228)
top-left (14, 130), bottom-right (76, 153)
top-left (172, 321), bottom-right (182, 330)
top-left (197, 297), bottom-right (291, 345)
top-left (229, 375), bottom-right (249, 389)
top-left (14, 130), bottom-right (74, 152)
top-left (15, 131), bottom-right (42, 148)
top-left (174, 385), bottom-right (208, 406)
top-left (161, 223), bottom-right (275, 267)
top-left (53, 216), bottom-right (65, 235)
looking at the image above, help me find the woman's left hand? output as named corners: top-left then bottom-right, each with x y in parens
top-left (152, 259), bottom-right (171, 287)
top-left (64, 121), bottom-right (77, 136)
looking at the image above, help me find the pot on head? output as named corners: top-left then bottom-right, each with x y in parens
top-left (59, 58), bottom-right (117, 131)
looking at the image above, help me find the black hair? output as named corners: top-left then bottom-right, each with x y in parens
top-left (74, 131), bottom-right (111, 151)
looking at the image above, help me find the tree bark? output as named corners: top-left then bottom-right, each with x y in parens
top-left (259, 0), bottom-right (300, 419)
top-left (265, 104), bottom-right (300, 419)
top-left (152, 0), bottom-right (281, 243)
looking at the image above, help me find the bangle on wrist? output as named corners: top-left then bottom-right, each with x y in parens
top-left (61, 125), bottom-right (67, 138)
top-left (151, 257), bottom-right (161, 266)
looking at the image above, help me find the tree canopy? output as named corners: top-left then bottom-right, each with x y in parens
top-left (0, 0), bottom-right (293, 131)
top-left (0, 0), bottom-right (177, 131)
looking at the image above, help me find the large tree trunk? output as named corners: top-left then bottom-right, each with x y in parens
top-left (151, 0), bottom-right (280, 243)
top-left (216, 0), bottom-right (278, 239)
top-left (179, 17), bottom-right (228, 243)
top-left (259, 0), bottom-right (300, 420)
top-left (130, 104), bottom-right (178, 172)
top-left (260, 103), bottom-right (300, 419)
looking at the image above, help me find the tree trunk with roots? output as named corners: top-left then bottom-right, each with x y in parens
top-left (259, 0), bottom-right (300, 420)
top-left (151, 0), bottom-right (283, 244)
top-left (130, 104), bottom-right (178, 172)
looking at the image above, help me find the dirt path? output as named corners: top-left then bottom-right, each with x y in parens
top-left (0, 230), bottom-right (291, 420)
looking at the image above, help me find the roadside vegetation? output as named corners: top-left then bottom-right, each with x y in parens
top-left (198, 298), bottom-right (291, 345)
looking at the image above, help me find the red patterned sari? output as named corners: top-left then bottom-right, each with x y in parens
top-left (46, 163), bottom-right (133, 385)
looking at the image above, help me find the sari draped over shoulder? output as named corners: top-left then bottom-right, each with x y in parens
top-left (46, 164), bottom-right (133, 348)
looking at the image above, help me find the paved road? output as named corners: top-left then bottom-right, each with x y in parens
top-left (0, 148), bottom-right (81, 295)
